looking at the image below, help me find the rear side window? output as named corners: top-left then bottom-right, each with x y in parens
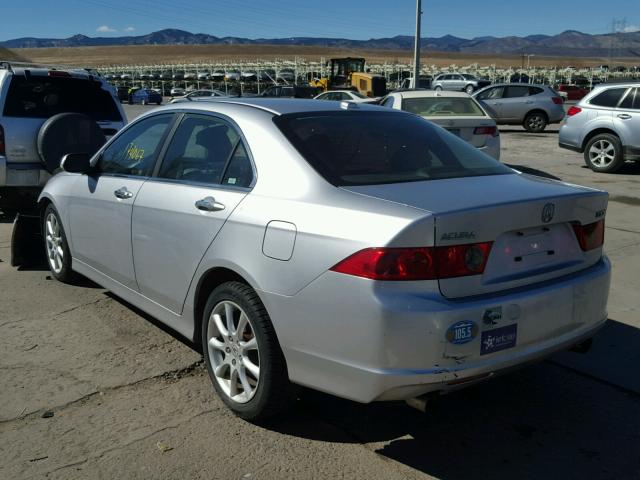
top-left (504, 86), bottom-right (531, 98)
top-left (3, 75), bottom-right (122, 121)
top-left (274, 112), bottom-right (510, 186)
top-left (590, 88), bottom-right (627, 107)
top-left (158, 114), bottom-right (239, 184)
top-left (402, 97), bottom-right (485, 116)
top-left (618, 88), bottom-right (638, 110)
top-left (529, 87), bottom-right (544, 95)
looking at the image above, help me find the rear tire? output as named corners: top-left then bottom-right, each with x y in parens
top-left (465, 84), bottom-right (474, 94)
top-left (523, 111), bottom-right (548, 132)
top-left (583, 133), bottom-right (624, 173)
top-left (201, 281), bottom-right (293, 421)
top-left (434, 85), bottom-right (443, 92)
top-left (43, 204), bottom-right (75, 283)
top-left (141, 99), bottom-right (147, 106)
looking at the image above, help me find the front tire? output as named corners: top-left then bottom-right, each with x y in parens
top-left (43, 205), bottom-right (75, 283)
top-left (583, 133), bottom-right (624, 173)
top-left (523, 111), bottom-right (548, 132)
top-left (202, 281), bottom-right (292, 421)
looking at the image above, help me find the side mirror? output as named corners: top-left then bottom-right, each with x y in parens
top-left (61, 153), bottom-right (92, 174)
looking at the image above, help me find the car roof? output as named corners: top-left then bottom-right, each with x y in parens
top-left (321, 90), bottom-right (357, 94)
top-left (484, 83), bottom-right (548, 88)
top-left (157, 97), bottom-right (384, 115)
top-left (391, 90), bottom-right (472, 99)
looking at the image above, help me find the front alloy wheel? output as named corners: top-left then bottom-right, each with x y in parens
top-left (43, 204), bottom-right (75, 282)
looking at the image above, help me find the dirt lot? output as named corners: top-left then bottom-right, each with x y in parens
top-left (1, 110), bottom-right (639, 479)
top-left (12, 44), bottom-right (630, 68)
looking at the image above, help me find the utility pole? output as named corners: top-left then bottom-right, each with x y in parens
top-left (412, 0), bottom-right (422, 89)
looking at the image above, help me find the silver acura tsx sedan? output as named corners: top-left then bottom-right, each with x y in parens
top-left (39, 98), bottom-right (610, 420)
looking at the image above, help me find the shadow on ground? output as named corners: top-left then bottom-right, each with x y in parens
top-left (266, 319), bottom-right (640, 480)
top-left (500, 129), bottom-right (560, 135)
top-left (581, 162), bottom-right (640, 176)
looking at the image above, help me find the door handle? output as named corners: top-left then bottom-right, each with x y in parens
top-left (114, 187), bottom-right (133, 199)
top-left (195, 196), bottom-right (225, 212)
top-left (617, 114), bottom-right (632, 120)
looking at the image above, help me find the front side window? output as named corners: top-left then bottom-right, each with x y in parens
top-left (274, 112), bottom-right (511, 186)
top-left (476, 87), bottom-right (503, 100)
top-left (590, 88), bottom-right (627, 107)
top-left (158, 114), bottom-right (240, 185)
top-left (401, 97), bottom-right (485, 116)
top-left (99, 114), bottom-right (174, 176)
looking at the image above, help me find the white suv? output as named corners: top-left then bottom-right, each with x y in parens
top-left (0, 62), bottom-right (125, 217)
top-left (559, 83), bottom-right (640, 172)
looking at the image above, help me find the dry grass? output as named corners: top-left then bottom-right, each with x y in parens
top-left (11, 44), bottom-right (632, 68)
top-left (0, 47), bottom-right (29, 62)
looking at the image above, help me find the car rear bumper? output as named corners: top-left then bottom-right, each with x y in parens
top-left (0, 158), bottom-right (50, 188)
top-left (263, 256), bottom-right (611, 403)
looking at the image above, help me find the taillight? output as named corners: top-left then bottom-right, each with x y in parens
top-left (0, 124), bottom-right (5, 156)
top-left (330, 242), bottom-right (493, 281)
top-left (567, 106), bottom-right (582, 116)
top-left (435, 242), bottom-right (493, 278)
top-left (572, 220), bottom-right (605, 251)
top-left (552, 96), bottom-right (563, 105)
top-left (473, 126), bottom-right (499, 137)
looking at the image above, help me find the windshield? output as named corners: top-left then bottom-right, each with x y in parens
top-left (462, 74), bottom-right (478, 80)
top-left (401, 97), bottom-right (485, 116)
top-left (351, 91), bottom-right (367, 99)
top-left (3, 75), bottom-right (122, 121)
top-left (274, 111), bottom-right (511, 186)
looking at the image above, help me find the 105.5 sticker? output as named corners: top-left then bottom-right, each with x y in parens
top-left (446, 320), bottom-right (479, 345)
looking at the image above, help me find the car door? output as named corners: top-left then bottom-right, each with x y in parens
top-left (450, 74), bottom-right (465, 91)
top-left (67, 113), bottom-right (176, 289)
top-left (498, 85), bottom-right (532, 122)
top-left (475, 86), bottom-right (504, 118)
top-left (613, 87), bottom-right (640, 154)
top-left (131, 113), bottom-right (254, 314)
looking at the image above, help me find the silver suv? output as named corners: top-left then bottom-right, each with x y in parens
top-left (0, 62), bottom-right (125, 217)
top-left (432, 73), bottom-right (490, 94)
top-left (474, 84), bottom-right (565, 132)
top-left (559, 82), bottom-right (640, 172)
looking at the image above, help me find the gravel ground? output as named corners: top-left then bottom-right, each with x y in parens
top-left (1, 107), bottom-right (639, 479)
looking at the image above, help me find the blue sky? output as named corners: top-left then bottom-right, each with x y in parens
top-left (2, 0), bottom-right (639, 41)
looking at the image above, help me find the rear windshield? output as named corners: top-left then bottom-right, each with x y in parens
top-left (3, 75), bottom-right (122, 121)
top-left (274, 111), bottom-right (511, 186)
top-left (401, 97), bottom-right (485, 116)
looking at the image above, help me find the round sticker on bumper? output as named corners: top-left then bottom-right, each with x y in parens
top-left (446, 320), bottom-right (479, 345)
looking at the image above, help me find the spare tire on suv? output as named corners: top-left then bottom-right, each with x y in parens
top-left (37, 112), bottom-right (106, 173)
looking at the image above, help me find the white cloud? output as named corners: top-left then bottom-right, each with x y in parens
top-left (96, 25), bottom-right (117, 33)
top-left (124, 26), bottom-right (135, 32)
top-left (621, 25), bottom-right (640, 33)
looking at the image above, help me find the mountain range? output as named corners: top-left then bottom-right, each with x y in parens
top-left (2, 28), bottom-right (640, 58)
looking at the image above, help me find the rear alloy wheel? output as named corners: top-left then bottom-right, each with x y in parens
top-left (202, 282), bottom-right (292, 421)
top-left (584, 133), bottom-right (624, 173)
top-left (465, 84), bottom-right (474, 94)
top-left (141, 99), bottom-right (147, 106)
top-left (523, 112), bottom-right (548, 132)
top-left (43, 205), bottom-right (75, 282)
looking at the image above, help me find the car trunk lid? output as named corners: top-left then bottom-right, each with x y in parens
top-left (342, 173), bottom-right (607, 298)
